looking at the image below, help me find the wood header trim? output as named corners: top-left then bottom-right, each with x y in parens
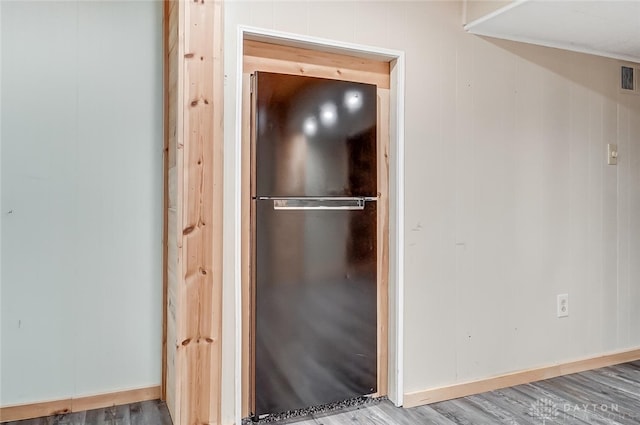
top-left (0, 386), bottom-right (161, 423)
top-left (404, 348), bottom-right (640, 408)
top-left (243, 40), bottom-right (390, 89)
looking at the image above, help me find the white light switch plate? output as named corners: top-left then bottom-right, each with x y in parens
top-left (608, 144), bottom-right (618, 165)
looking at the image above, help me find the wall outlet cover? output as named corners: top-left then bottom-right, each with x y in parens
top-left (557, 294), bottom-right (569, 318)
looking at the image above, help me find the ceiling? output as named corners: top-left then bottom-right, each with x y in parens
top-left (465, 0), bottom-right (640, 64)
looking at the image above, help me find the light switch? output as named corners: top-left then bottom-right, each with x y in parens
top-left (608, 144), bottom-right (618, 165)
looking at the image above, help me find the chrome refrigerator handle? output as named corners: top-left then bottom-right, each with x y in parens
top-left (258, 197), bottom-right (376, 211)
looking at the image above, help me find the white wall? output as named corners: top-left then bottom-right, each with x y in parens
top-left (223, 0), bottom-right (640, 418)
top-left (1, 0), bottom-right (638, 416)
top-left (464, 0), bottom-right (510, 25)
top-left (0, 0), bottom-right (163, 406)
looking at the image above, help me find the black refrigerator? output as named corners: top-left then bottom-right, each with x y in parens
top-left (251, 71), bottom-right (378, 418)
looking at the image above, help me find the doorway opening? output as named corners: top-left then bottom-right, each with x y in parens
top-left (233, 27), bottom-right (405, 423)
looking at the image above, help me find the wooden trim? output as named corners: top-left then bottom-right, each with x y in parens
top-left (375, 88), bottom-right (390, 397)
top-left (163, 1), bottom-right (224, 424)
top-left (0, 399), bottom-right (70, 423)
top-left (71, 387), bottom-right (160, 413)
top-left (161, 0), bottom-right (170, 403)
top-left (403, 348), bottom-right (640, 408)
top-left (0, 386), bottom-right (160, 423)
top-left (163, 0), bottom-right (183, 421)
top-left (243, 40), bottom-right (390, 89)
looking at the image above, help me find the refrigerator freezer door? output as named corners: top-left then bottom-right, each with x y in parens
top-left (254, 199), bottom-right (377, 416)
top-left (253, 72), bottom-right (377, 198)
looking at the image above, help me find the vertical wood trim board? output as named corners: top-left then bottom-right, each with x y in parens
top-left (161, 0), bottom-right (172, 403)
top-left (164, 0), bottom-right (183, 421)
top-left (0, 386), bottom-right (161, 423)
top-left (163, 1), bottom-right (224, 425)
top-left (376, 88), bottom-right (390, 398)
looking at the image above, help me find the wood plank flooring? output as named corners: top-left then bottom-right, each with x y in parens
top-left (3, 400), bottom-right (172, 425)
top-left (5, 361), bottom-right (640, 424)
top-left (275, 361), bottom-right (640, 425)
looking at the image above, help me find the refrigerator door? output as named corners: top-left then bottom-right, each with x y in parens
top-left (254, 198), bottom-right (377, 416)
top-left (253, 72), bottom-right (377, 198)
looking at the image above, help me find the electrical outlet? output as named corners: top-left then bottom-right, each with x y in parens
top-left (557, 294), bottom-right (569, 318)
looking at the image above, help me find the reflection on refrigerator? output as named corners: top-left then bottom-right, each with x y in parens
top-left (252, 71), bottom-right (378, 417)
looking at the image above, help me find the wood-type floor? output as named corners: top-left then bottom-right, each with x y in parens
top-left (5, 361), bottom-right (640, 424)
top-left (3, 400), bottom-right (171, 425)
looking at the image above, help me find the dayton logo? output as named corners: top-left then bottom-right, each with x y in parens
top-left (530, 398), bottom-right (559, 424)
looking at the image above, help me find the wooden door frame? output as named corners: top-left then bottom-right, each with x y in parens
top-left (242, 42), bottom-right (389, 418)
top-left (232, 27), bottom-right (406, 423)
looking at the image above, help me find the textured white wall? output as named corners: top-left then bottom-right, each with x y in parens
top-left (0, 0), bottom-right (163, 405)
top-left (464, 0), bottom-right (511, 24)
top-left (223, 0), bottom-right (640, 419)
